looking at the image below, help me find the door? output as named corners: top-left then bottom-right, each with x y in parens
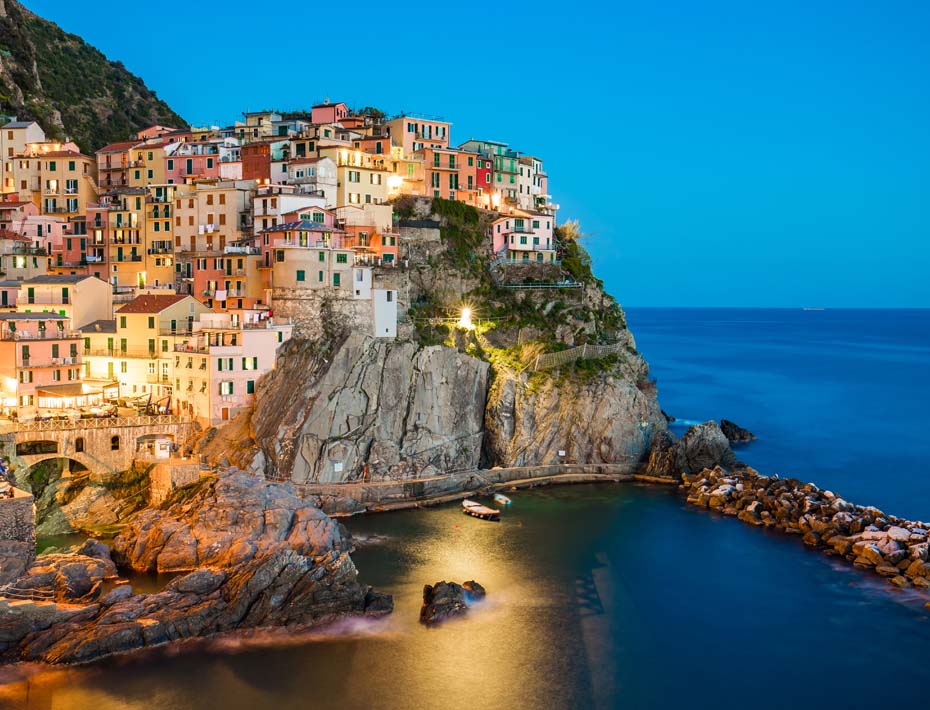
top-left (221, 407), bottom-right (229, 421)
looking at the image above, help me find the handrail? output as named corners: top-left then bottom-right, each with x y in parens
top-left (3, 414), bottom-right (191, 433)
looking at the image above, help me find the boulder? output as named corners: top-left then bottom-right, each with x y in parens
top-left (419, 580), bottom-right (486, 626)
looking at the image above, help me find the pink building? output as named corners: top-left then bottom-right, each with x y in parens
top-left (0, 312), bottom-right (84, 416)
top-left (311, 101), bottom-right (350, 125)
top-left (0, 198), bottom-right (38, 234)
top-left (165, 142), bottom-right (222, 184)
top-left (490, 213), bottom-right (557, 264)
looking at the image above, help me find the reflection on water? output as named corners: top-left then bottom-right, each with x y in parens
top-left (3, 484), bottom-right (930, 709)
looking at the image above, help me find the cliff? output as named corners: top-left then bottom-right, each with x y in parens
top-left (0, 0), bottom-right (185, 152)
top-left (227, 199), bottom-right (666, 486)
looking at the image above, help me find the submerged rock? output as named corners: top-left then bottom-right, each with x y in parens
top-left (420, 580), bottom-right (486, 626)
top-left (720, 419), bottom-right (756, 443)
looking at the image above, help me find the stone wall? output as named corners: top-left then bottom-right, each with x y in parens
top-left (0, 488), bottom-right (35, 585)
top-left (273, 270), bottom-right (407, 339)
top-left (148, 462), bottom-right (205, 505)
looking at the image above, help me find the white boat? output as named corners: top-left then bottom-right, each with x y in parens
top-left (493, 493), bottom-right (512, 505)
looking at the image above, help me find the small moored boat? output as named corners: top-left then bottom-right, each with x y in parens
top-left (462, 499), bottom-right (500, 521)
top-left (493, 493), bottom-right (512, 506)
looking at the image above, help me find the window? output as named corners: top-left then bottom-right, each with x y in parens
top-left (247, 380), bottom-right (255, 394)
top-left (75, 437), bottom-right (84, 453)
top-left (111, 436), bottom-right (120, 450)
top-left (148, 316), bottom-right (155, 328)
top-left (242, 357), bottom-right (258, 370)
top-left (120, 316), bottom-right (126, 328)
top-left (336, 253), bottom-right (347, 264)
top-left (333, 273), bottom-right (341, 287)
top-left (296, 270), bottom-right (305, 282)
top-left (220, 381), bottom-right (234, 395)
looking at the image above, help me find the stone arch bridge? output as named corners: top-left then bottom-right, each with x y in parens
top-left (0, 415), bottom-right (194, 480)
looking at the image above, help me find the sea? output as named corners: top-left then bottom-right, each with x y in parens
top-left (2, 308), bottom-right (929, 709)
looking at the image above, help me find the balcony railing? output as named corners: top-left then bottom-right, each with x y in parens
top-left (113, 254), bottom-right (143, 263)
top-left (19, 356), bottom-right (79, 368)
top-left (84, 348), bottom-right (158, 359)
top-left (146, 373), bottom-right (171, 384)
top-left (0, 330), bottom-right (81, 341)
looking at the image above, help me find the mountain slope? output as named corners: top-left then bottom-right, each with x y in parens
top-left (0, 0), bottom-right (185, 152)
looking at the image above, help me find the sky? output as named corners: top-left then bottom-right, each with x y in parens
top-left (25, 0), bottom-right (930, 307)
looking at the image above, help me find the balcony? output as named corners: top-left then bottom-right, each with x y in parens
top-left (147, 246), bottom-right (174, 255)
top-left (22, 295), bottom-right (70, 306)
top-left (113, 254), bottom-right (143, 263)
top-left (1, 329), bottom-right (81, 341)
top-left (84, 348), bottom-right (158, 359)
top-left (19, 356), bottom-right (78, 368)
top-left (146, 373), bottom-right (171, 384)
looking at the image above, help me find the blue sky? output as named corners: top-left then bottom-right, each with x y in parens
top-left (26, 0), bottom-right (930, 306)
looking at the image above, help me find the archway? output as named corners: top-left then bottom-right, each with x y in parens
top-left (16, 440), bottom-right (59, 457)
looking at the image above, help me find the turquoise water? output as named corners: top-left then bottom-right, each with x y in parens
top-left (3, 308), bottom-right (929, 708)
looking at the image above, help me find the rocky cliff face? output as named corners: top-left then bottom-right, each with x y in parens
top-left (252, 335), bottom-right (490, 483)
top-left (0, 0), bottom-right (184, 151)
top-left (245, 307), bottom-right (664, 486)
top-left (485, 346), bottom-right (664, 467)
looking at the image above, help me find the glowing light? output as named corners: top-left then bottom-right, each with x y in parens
top-left (457, 307), bottom-right (473, 330)
top-left (387, 175), bottom-right (403, 190)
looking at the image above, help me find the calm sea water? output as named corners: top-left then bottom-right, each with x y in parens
top-left (3, 308), bottom-right (929, 709)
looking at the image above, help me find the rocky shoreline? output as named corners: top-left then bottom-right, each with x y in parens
top-left (3, 420), bottom-right (928, 666)
top-left (0, 472), bottom-right (391, 664)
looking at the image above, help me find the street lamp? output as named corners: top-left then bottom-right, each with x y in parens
top-left (457, 307), bottom-right (473, 330)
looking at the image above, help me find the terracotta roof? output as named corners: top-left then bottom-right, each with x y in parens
top-left (42, 150), bottom-right (90, 158)
top-left (97, 141), bottom-right (139, 153)
top-left (117, 294), bottom-right (190, 314)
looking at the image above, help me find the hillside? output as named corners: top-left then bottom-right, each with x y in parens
top-left (0, 0), bottom-right (185, 152)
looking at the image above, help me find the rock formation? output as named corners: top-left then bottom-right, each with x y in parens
top-left (0, 471), bottom-right (391, 664)
top-left (419, 580), bottom-right (486, 625)
top-left (643, 421), bottom-right (737, 479)
top-left (720, 419), bottom-right (756, 443)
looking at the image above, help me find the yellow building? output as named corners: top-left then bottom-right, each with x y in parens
top-left (128, 142), bottom-right (170, 187)
top-left (317, 146), bottom-right (389, 208)
top-left (143, 184), bottom-right (177, 289)
top-left (39, 150), bottom-right (98, 217)
top-left (83, 294), bottom-right (211, 402)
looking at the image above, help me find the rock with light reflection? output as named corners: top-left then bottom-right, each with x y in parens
top-left (419, 580), bottom-right (486, 626)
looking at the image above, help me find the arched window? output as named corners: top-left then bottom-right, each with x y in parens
top-left (75, 437), bottom-right (84, 453)
top-left (110, 435), bottom-right (120, 451)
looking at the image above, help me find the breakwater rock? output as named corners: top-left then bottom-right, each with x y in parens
top-left (683, 465), bottom-right (930, 593)
top-left (420, 580), bottom-right (486, 626)
top-left (0, 471), bottom-right (391, 664)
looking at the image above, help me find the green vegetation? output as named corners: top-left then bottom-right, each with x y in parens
top-left (556, 221), bottom-right (602, 288)
top-left (0, 0), bottom-right (185, 152)
top-left (431, 198), bottom-right (485, 271)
